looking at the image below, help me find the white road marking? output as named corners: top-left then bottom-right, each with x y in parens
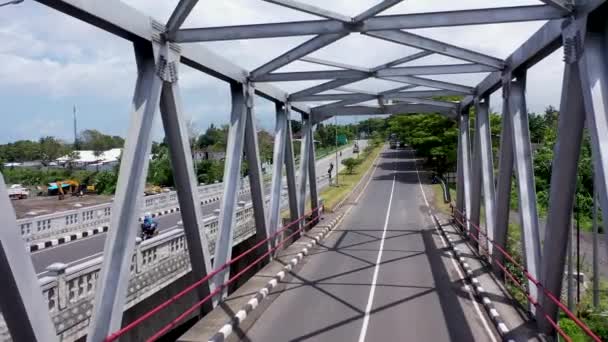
top-left (412, 156), bottom-right (498, 342)
top-left (357, 160), bottom-right (396, 342)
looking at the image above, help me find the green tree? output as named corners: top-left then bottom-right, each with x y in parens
top-left (341, 157), bottom-right (361, 174)
top-left (39, 136), bottom-right (66, 166)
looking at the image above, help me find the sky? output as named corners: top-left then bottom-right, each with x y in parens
top-left (0, 0), bottom-right (566, 144)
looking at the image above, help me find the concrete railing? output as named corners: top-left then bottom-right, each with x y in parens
top-left (17, 177), bottom-right (251, 244)
top-left (0, 202), bottom-right (258, 342)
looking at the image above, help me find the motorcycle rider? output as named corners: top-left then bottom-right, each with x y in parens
top-left (142, 213), bottom-right (158, 238)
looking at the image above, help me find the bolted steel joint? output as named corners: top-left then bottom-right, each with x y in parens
top-left (245, 81), bottom-right (255, 108)
top-left (156, 55), bottom-right (179, 83)
top-left (562, 30), bottom-right (583, 64)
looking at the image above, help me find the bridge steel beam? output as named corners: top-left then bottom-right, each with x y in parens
top-left (284, 108), bottom-right (300, 223)
top-left (458, 109), bottom-right (473, 234)
top-left (312, 103), bottom-right (454, 118)
top-left (0, 174), bottom-right (58, 342)
top-left (263, 0), bottom-right (351, 22)
top-left (371, 51), bottom-right (433, 72)
top-left (538, 55), bottom-right (585, 333)
top-left (244, 84), bottom-right (270, 257)
top-left (256, 64), bottom-right (495, 82)
top-left (88, 42), bottom-right (164, 341)
top-left (300, 56), bottom-right (369, 72)
top-left (381, 75), bottom-right (474, 94)
top-left (289, 78), bottom-right (367, 100)
top-left (165, 0), bottom-right (199, 39)
top-left (476, 98), bottom-right (497, 254)
top-left (212, 82), bottom-right (249, 299)
top-left (578, 3), bottom-right (608, 318)
top-left (174, 5), bottom-right (566, 42)
top-left (158, 44), bottom-right (214, 310)
top-left (297, 117), bottom-right (312, 226)
top-left (268, 103), bottom-right (288, 241)
top-left (468, 99), bottom-right (484, 249)
top-left (508, 73), bottom-right (541, 310)
top-left (366, 30), bottom-right (505, 69)
top-left (250, 33), bottom-right (347, 80)
top-left (492, 82), bottom-right (514, 272)
top-left (308, 124), bottom-right (320, 223)
top-left (353, 0), bottom-right (405, 22)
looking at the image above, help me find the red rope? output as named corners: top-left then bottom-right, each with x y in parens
top-left (451, 205), bottom-right (601, 342)
top-left (104, 206), bottom-right (322, 342)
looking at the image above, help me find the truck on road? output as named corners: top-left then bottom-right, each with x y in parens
top-left (8, 184), bottom-right (30, 200)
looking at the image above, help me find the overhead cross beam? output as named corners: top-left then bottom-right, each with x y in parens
top-left (254, 63), bottom-right (494, 82)
top-left (165, 0), bottom-right (199, 39)
top-left (539, 0), bottom-right (574, 11)
top-left (365, 30), bottom-right (505, 69)
top-left (174, 5), bottom-right (566, 42)
top-left (250, 33), bottom-right (347, 79)
top-left (312, 102), bottom-right (455, 118)
top-left (263, 0), bottom-right (352, 22)
top-left (300, 56), bottom-right (369, 72)
top-left (371, 51), bottom-right (433, 72)
top-left (382, 75), bottom-right (474, 94)
top-left (353, 0), bottom-right (405, 22)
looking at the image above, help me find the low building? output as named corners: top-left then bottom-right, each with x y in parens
top-left (193, 148), bottom-right (226, 161)
top-left (56, 148), bottom-right (122, 170)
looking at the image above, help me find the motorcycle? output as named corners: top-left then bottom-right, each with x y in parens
top-left (140, 222), bottom-right (159, 240)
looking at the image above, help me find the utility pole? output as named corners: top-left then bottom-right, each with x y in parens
top-left (73, 105), bottom-right (79, 149)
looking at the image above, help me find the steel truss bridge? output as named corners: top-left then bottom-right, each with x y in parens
top-left (1, 0), bottom-right (608, 341)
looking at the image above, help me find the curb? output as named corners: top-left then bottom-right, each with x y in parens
top-left (209, 212), bottom-right (346, 342)
top-left (29, 226), bottom-right (109, 252)
top-left (431, 214), bottom-right (511, 339)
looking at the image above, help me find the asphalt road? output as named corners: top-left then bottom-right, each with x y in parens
top-left (31, 142), bottom-right (366, 274)
top-left (245, 147), bottom-right (498, 341)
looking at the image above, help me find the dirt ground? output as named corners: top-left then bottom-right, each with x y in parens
top-left (11, 194), bottom-right (113, 219)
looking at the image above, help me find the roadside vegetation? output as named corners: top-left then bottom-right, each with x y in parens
top-left (319, 138), bottom-right (383, 211)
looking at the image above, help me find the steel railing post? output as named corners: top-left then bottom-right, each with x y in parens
top-left (477, 97), bottom-right (497, 255)
top-left (297, 116), bottom-right (312, 229)
top-left (308, 123), bottom-right (320, 224)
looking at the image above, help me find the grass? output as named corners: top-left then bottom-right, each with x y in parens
top-left (318, 144), bottom-right (383, 212)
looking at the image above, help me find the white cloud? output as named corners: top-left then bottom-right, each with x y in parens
top-left (0, 0), bottom-right (567, 142)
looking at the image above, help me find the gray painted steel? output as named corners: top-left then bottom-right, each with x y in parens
top-left (212, 82), bottom-right (248, 297)
top-left (371, 51), bottom-right (433, 72)
top-left (538, 61), bottom-right (585, 333)
top-left (88, 42), bottom-right (164, 341)
top-left (366, 30), bottom-right (504, 69)
top-left (492, 83), bottom-right (514, 270)
top-left (0, 174), bottom-right (58, 341)
top-left (268, 104), bottom-right (288, 240)
top-left (165, 0), bottom-right (199, 38)
top-left (159, 48), bottom-right (213, 310)
top-left (469, 99), bottom-right (483, 248)
top-left (381, 75), bottom-right (474, 94)
top-left (308, 125), bottom-right (319, 222)
top-left (508, 75), bottom-right (541, 309)
top-left (244, 85), bottom-right (270, 255)
top-left (174, 5), bottom-right (565, 42)
top-left (459, 111), bottom-right (473, 234)
top-left (297, 118), bottom-right (312, 225)
top-left (476, 99), bottom-right (497, 253)
top-left (353, 0), bottom-right (404, 22)
top-left (263, 0), bottom-right (351, 22)
top-left (284, 110), bottom-right (300, 223)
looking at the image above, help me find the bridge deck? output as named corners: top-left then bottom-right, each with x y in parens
top-left (244, 148), bottom-right (498, 341)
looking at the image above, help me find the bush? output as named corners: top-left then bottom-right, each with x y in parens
top-left (341, 157), bottom-right (361, 174)
top-left (94, 171), bottom-right (118, 195)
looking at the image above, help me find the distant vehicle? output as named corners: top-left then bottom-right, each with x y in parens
top-left (353, 144), bottom-right (359, 154)
top-left (8, 184), bottom-right (30, 200)
top-left (398, 141), bottom-right (404, 148)
top-left (389, 140), bottom-right (397, 149)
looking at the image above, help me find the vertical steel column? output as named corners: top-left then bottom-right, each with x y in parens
top-left (459, 109), bottom-right (473, 233)
top-left (158, 42), bottom-right (213, 311)
top-left (578, 8), bottom-right (608, 271)
top-left (243, 83), bottom-right (270, 255)
top-left (284, 108), bottom-right (300, 223)
top-left (469, 99), bottom-right (483, 247)
top-left (88, 41), bottom-right (163, 341)
top-left (493, 81), bottom-right (514, 270)
top-left (0, 174), bottom-right (58, 342)
top-left (477, 98), bottom-right (497, 254)
top-left (297, 116), bottom-right (312, 225)
top-left (508, 73), bottom-right (541, 308)
top-left (456, 123), bottom-right (464, 217)
top-left (538, 56), bottom-right (586, 333)
top-left (308, 123), bottom-right (320, 222)
top-left (268, 103), bottom-right (288, 239)
top-left (212, 81), bottom-right (248, 298)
